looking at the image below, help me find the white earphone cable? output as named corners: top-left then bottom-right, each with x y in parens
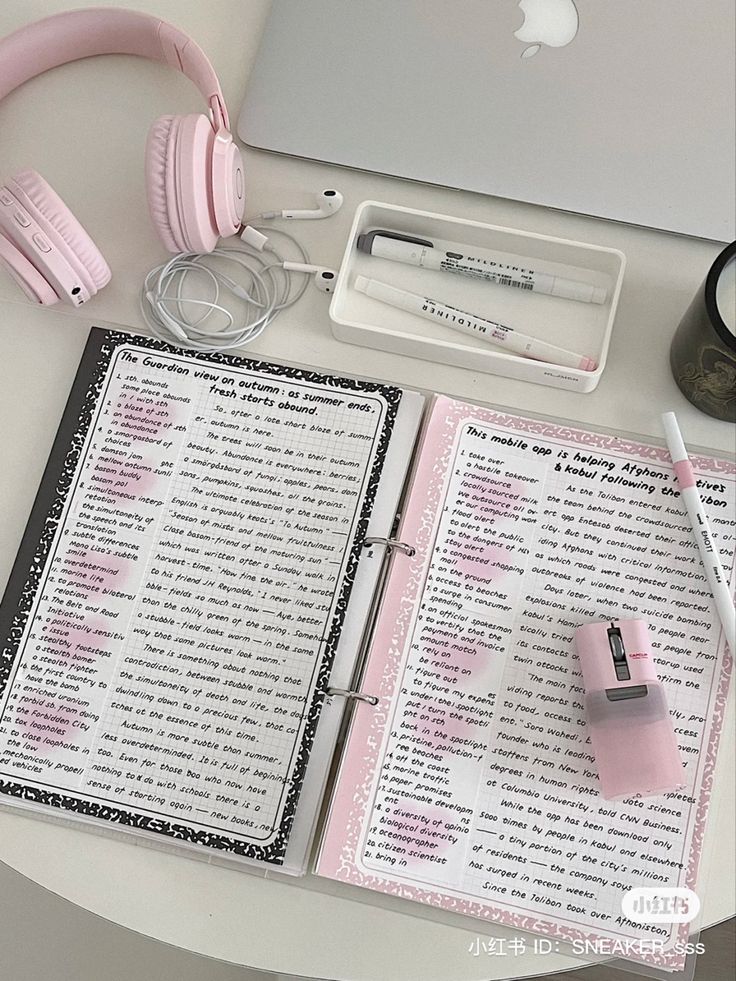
top-left (140, 228), bottom-right (314, 353)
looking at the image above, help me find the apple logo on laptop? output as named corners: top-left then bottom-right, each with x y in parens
top-left (514, 0), bottom-right (579, 58)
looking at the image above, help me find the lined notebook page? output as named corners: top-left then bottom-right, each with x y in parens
top-left (317, 396), bottom-right (736, 970)
top-left (0, 329), bottom-right (404, 868)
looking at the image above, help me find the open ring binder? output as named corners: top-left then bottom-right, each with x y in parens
top-left (326, 687), bottom-right (379, 706)
top-left (362, 536), bottom-right (416, 556)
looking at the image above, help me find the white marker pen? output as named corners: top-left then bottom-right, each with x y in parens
top-left (662, 411), bottom-right (735, 654)
top-left (356, 230), bottom-right (607, 304)
top-left (355, 276), bottom-right (597, 371)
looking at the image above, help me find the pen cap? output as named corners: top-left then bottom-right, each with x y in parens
top-left (575, 619), bottom-right (658, 692)
top-left (554, 281), bottom-right (607, 304)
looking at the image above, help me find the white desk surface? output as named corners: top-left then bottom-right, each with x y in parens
top-left (0, 3), bottom-right (733, 980)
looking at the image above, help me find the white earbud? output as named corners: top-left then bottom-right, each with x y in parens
top-left (313, 269), bottom-right (336, 293)
top-left (282, 261), bottom-right (338, 292)
top-left (275, 189), bottom-right (344, 220)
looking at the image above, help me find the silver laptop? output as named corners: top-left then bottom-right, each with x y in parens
top-left (239, 0), bottom-right (735, 242)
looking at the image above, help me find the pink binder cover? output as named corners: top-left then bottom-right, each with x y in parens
top-left (316, 395), bottom-right (736, 971)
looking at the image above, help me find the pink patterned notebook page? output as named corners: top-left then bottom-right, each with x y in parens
top-left (316, 395), bottom-right (736, 971)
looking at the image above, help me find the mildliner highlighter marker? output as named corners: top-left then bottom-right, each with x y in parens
top-left (355, 276), bottom-right (597, 371)
top-left (356, 230), bottom-right (608, 304)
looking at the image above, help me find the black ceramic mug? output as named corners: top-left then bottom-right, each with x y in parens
top-left (670, 241), bottom-right (736, 423)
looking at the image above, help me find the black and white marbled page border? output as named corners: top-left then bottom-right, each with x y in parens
top-left (0, 328), bottom-right (402, 866)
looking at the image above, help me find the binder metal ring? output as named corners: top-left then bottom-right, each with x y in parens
top-left (327, 687), bottom-right (379, 706)
top-left (362, 536), bottom-right (416, 557)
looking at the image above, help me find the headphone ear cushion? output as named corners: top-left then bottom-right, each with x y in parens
top-left (11, 170), bottom-right (111, 292)
top-left (0, 232), bottom-right (58, 304)
top-left (146, 114), bottom-right (220, 254)
top-left (145, 115), bottom-right (184, 253)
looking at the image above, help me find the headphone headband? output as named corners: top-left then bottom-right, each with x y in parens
top-left (0, 7), bottom-right (229, 128)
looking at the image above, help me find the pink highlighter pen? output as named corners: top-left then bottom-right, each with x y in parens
top-left (575, 619), bottom-right (685, 800)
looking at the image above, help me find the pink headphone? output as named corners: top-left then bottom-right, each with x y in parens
top-left (0, 7), bottom-right (245, 307)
